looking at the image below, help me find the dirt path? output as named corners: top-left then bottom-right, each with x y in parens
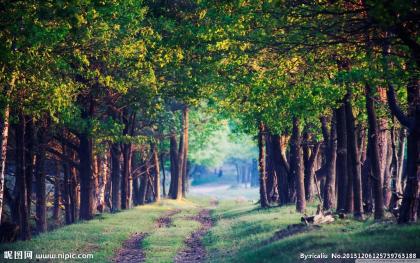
top-left (112, 209), bottom-right (183, 262)
top-left (174, 209), bottom-right (213, 263)
top-left (156, 209), bottom-right (181, 228)
top-left (112, 232), bottom-right (147, 263)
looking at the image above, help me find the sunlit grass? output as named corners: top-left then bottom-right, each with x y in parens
top-left (204, 201), bottom-right (420, 263)
top-left (0, 199), bottom-right (202, 263)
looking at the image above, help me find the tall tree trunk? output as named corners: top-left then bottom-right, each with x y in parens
top-left (345, 90), bottom-right (363, 218)
top-left (97, 154), bottom-right (108, 212)
top-left (110, 143), bottom-right (121, 212)
top-left (396, 74), bottom-right (420, 223)
top-left (266, 133), bottom-right (279, 202)
top-left (152, 143), bottom-right (161, 202)
top-left (24, 118), bottom-right (34, 219)
top-left (169, 134), bottom-right (178, 199)
top-left (389, 119), bottom-right (401, 210)
top-left (53, 161), bottom-right (60, 222)
top-left (182, 107), bottom-right (189, 197)
top-left (139, 157), bottom-right (150, 205)
top-left (78, 133), bottom-right (94, 220)
top-left (361, 151), bottom-right (373, 214)
top-left (376, 87), bottom-right (392, 208)
top-left (121, 143), bottom-right (132, 209)
top-left (62, 143), bottom-right (72, 224)
top-left (336, 104), bottom-right (348, 212)
top-left (365, 84), bottom-right (385, 219)
top-left (35, 125), bottom-right (47, 232)
top-left (0, 105), bottom-right (10, 223)
top-left (258, 121), bottom-right (269, 208)
top-left (323, 113), bottom-right (338, 210)
top-left (273, 134), bottom-right (289, 205)
top-left (291, 118), bottom-right (305, 213)
top-left (160, 153), bottom-right (166, 197)
top-left (303, 131), bottom-right (312, 201)
top-left (69, 153), bottom-right (78, 222)
top-left (176, 113), bottom-right (185, 200)
top-left (15, 113), bottom-right (30, 239)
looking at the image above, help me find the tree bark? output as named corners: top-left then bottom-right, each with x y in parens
top-left (15, 113), bottom-right (30, 239)
top-left (35, 125), bottom-right (47, 232)
top-left (110, 143), bottom-right (121, 212)
top-left (152, 143), bottom-right (161, 202)
top-left (272, 134), bottom-right (289, 205)
top-left (365, 84), bottom-right (385, 219)
top-left (24, 118), bottom-right (34, 219)
top-left (182, 107), bottom-right (189, 197)
top-left (0, 105), bottom-right (10, 223)
top-left (258, 121), bottom-right (269, 208)
top-left (323, 113), bottom-right (337, 210)
top-left (53, 161), bottom-right (61, 222)
top-left (78, 133), bottom-right (94, 221)
top-left (62, 140), bottom-right (72, 224)
top-left (336, 104), bottom-right (348, 212)
top-left (121, 143), bottom-right (132, 209)
top-left (139, 157), bottom-right (150, 205)
top-left (345, 90), bottom-right (363, 218)
top-left (291, 117), bottom-right (305, 213)
top-left (176, 115), bottom-right (185, 200)
top-left (169, 134), bottom-right (178, 199)
top-left (266, 133), bottom-right (279, 202)
top-left (160, 153), bottom-right (166, 197)
top-left (395, 73), bottom-right (420, 223)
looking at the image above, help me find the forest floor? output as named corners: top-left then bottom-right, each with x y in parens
top-left (1, 196), bottom-right (420, 263)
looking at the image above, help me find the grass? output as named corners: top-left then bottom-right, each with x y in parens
top-left (2, 197), bottom-right (420, 263)
top-left (144, 202), bottom-right (202, 263)
top-left (0, 199), bottom-right (203, 263)
top-left (204, 200), bottom-right (420, 263)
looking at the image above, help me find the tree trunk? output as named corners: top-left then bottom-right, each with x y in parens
top-left (24, 118), bottom-right (34, 219)
top-left (97, 154), bottom-right (108, 212)
top-left (69, 153), bottom-right (78, 222)
top-left (361, 152), bottom-right (373, 214)
top-left (176, 115), bottom-right (185, 200)
top-left (15, 113), bottom-right (30, 239)
top-left (303, 131), bottom-right (312, 201)
top-left (35, 125), bottom-right (47, 232)
top-left (291, 118), bottom-right (305, 213)
top-left (345, 90), bottom-right (363, 218)
top-left (160, 153), bottom-right (166, 197)
top-left (365, 84), bottom-right (385, 219)
top-left (169, 134), bottom-right (178, 199)
top-left (62, 142), bottom-right (72, 224)
top-left (397, 74), bottom-right (420, 223)
top-left (111, 143), bottom-right (121, 212)
top-left (266, 133), bottom-right (279, 202)
top-left (152, 143), bottom-right (161, 202)
top-left (78, 133), bottom-right (94, 220)
top-left (139, 157), bottom-right (150, 205)
top-left (272, 134), bottom-right (289, 205)
top-left (0, 105), bottom-right (10, 223)
top-left (182, 107), bottom-right (189, 197)
top-left (389, 119), bottom-right (401, 210)
top-left (323, 113), bottom-right (337, 210)
top-left (121, 143), bottom-right (132, 209)
top-left (258, 121), bottom-right (269, 208)
top-left (336, 104), bottom-right (348, 212)
top-left (53, 161), bottom-right (60, 222)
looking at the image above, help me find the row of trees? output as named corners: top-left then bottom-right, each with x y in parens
top-left (0, 0), bottom-right (205, 241)
top-left (0, 0), bottom-right (418, 242)
top-left (196, 0), bottom-right (419, 223)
